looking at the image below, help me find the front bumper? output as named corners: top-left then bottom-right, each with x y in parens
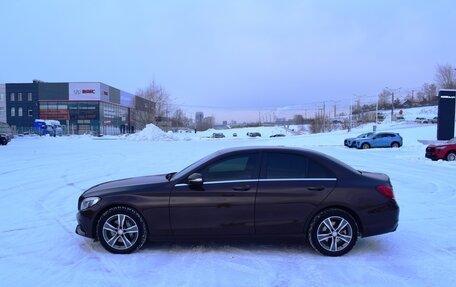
top-left (75, 207), bottom-right (99, 239)
top-left (425, 153), bottom-right (439, 160)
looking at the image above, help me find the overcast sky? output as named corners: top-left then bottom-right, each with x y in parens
top-left (1, 0), bottom-right (455, 121)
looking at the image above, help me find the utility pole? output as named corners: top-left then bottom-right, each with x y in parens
top-left (323, 101), bottom-right (326, 132)
top-left (386, 87), bottom-right (401, 122)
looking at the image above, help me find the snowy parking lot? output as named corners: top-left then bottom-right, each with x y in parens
top-left (1, 123), bottom-right (456, 287)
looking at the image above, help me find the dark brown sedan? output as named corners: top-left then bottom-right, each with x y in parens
top-left (76, 146), bottom-right (399, 256)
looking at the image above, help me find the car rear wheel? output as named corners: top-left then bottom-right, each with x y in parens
top-left (391, 142), bottom-right (400, 148)
top-left (361, 143), bottom-right (370, 149)
top-left (308, 209), bottom-right (358, 256)
top-left (96, 206), bottom-right (148, 254)
top-left (447, 152), bottom-right (456, 161)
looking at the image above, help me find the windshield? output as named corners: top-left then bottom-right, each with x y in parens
top-left (357, 133), bottom-right (370, 138)
top-left (172, 151), bottom-right (219, 180)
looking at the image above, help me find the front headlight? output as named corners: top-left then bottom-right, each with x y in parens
top-left (80, 197), bottom-right (100, 210)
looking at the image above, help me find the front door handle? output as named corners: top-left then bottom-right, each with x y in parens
top-left (307, 186), bottom-right (325, 191)
top-left (232, 184), bottom-right (251, 191)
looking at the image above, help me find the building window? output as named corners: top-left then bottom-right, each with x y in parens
top-left (28, 109), bottom-right (33, 117)
top-left (18, 93), bottom-right (22, 101)
top-left (28, 92), bottom-right (32, 101)
top-left (18, 107), bottom-right (23, 117)
top-left (10, 93), bottom-right (15, 101)
top-left (11, 107), bottom-right (15, 117)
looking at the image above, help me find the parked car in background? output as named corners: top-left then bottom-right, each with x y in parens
top-left (270, 134), bottom-right (285, 138)
top-left (211, 133), bottom-right (225, 138)
top-left (415, 117), bottom-right (428, 124)
top-left (353, 132), bottom-right (403, 149)
top-left (344, 132), bottom-right (374, 148)
top-left (0, 122), bottom-right (13, 143)
top-left (247, 132), bottom-right (261, 137)
top-left (75, 146), bottom-right (399, 256)
top-left (232, 133), bottom-right (237, 137)
top-left (396, 116), bottom-right (405, 121)
top-left (0, 133), bottom-right (8, 145)
top-left (425, 138), bottom-right (456, 161)
top-left (34, 119), bottom-right (63, 136)
top-left (431, 117), bottom-right (438, 124)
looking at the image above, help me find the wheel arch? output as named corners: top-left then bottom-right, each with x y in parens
top-left (93, 203), bottom-right (148, 240)
top-left (305, 205), bottom-right (364, 237)
top-left (445, 150), bottom-right (456, 160)
top-left (360, 141), bottom-right (371, 149)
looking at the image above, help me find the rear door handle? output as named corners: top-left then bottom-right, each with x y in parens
top-left (232, 184), bottom-right (251, 191)
top-left (307, 186), bottom-right (325, 191)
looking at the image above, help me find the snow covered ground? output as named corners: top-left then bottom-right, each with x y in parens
top-left (1, 118), bottom-right (456, 286)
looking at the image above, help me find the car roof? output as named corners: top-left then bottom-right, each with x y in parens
top-left (214, 146), bottom-right (347, 162)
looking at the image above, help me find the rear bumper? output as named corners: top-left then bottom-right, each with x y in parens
top-left (361, 200), bottom-right (400, 237)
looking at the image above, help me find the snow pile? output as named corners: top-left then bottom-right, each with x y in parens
top-left (128, 124), bottom-right (176, 141)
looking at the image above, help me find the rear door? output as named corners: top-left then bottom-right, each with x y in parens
top-left (255, 152), bottom-right (337, 235)
top-left (372, 133), bottom-right (385, 147)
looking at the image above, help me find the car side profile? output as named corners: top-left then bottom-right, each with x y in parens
top-left (76, 146), bottom-right (399, 256)
top-left (344, 132), bottom-right (374, 148)
top-left (247, 132), bottom-right (261, 137)
top-left (354, 132), bottom-right (403, 149)
top-left (425, 138), bottom-right (456, 161)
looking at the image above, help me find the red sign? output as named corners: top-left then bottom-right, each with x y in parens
top-left (103, 91), bottom-right (108, 96)
top-left (82, 89), bottom-right (95, 94)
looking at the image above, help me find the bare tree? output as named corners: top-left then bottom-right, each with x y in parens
top-left (422, 83), bottom-right (437, 103)
top-left (378, 89), bottom-right (391, 109)
top-left (136, 80), bottom-right (172, 118)
top-left (435, 64), bottom-right (456, 89)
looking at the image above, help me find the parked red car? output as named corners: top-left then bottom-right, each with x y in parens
top-left (425, 138), bottom-right (456, 161)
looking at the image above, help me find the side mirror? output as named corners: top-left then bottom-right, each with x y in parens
top-left (188, 173), bottom-right (203, 186)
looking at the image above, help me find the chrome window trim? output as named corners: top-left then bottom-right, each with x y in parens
top-left (259, 178), bottom-right (337, 182)
top-left (175, 178), bottom-right (337, 187)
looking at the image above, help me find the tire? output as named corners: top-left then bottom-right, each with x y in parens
top-left (361, 143), bottom-right (370, 149)
top-left (391, 142), bottom-right (400, 148)
top-left (446, 152), bottom-right (456, 162)
top-left (308, 208), bottom-right (358, 256)
top-left (96, 206), bottom-right (148, 254)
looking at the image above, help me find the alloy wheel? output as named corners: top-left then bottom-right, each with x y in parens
top-left (447, 152), bottom-right (456, 161)
top-left (316, 216), bottom-right (353, 252)
top-left (102, 214), bottom-right (139, 251)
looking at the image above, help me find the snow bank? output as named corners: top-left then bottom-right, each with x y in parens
top-left (127, 124), bottom-right (176, 141)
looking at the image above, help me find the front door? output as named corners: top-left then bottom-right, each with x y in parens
top-left (170, 152), bottom-right (261, 236)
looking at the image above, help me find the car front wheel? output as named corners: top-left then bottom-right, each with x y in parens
top-left (308, 209), bottom-right (358, 256)
top-left (361, 143), bottom-right (370, 149)
top-left (96, 206), bottom-right (148, 254)
top-left (447, 152), bottom-right (456, 161)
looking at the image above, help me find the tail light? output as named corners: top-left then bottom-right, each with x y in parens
top-left (376, 185), bottom-right (395, 199)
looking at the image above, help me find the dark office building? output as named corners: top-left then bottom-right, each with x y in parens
top-left (3, 81), bottom-right (155, 135)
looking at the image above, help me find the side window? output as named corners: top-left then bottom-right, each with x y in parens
top-left (307, 158), bottom-right (335, 178)
top-left (265, 153), bottom-right (307, 179)
top-left (265, 153), bottom-right (335, 179)
top-left (198, 153), bottom-right (259, 182)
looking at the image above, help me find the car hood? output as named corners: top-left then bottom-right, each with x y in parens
top-left (83, 174), bottom-right (169, 197)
